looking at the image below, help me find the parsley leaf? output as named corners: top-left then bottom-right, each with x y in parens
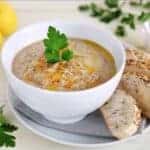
top-left (0, 106), bottom-right (6, 125)
top-left (121, 13), bottom-right (135, 29)
top-left (62, 50), bottom-right (74, 61)
top-left (1, 123), bottom-right (18, 133)
top-left (78, 4), bottom-right (89, 11)
top-left (44, 26), bottom-right (74, 63)
top-left (90, 3), bottom-right (104, 17)
top-left (44, 48), bottom-right (60, 63)
top-left (100, 9), bottom-right (122, 23)
top-left (105, 0), bottom-right (119, 8)
top-left (0, 131), bottom-right (16, 147)
top-left (130, 2), bottom-right (141, 7)
top-left (130, 1), bottom-right (150, 9)
top-left (138, 12), bottom-right (150, 22)
top-left (143, 2), bottom-right (150, 9)
top-left (78, 1), bottom-right (150, 37)
top-left (0, 106), bottom-right (18, 148)
top-left (45, 26), bottom-right (68, 51)
top-left (115, 25), bottom-right (126, 37)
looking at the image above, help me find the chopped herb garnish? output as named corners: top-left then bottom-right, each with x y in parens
top-left (115, 25), bottom-right (126, 37)
top-left (0, 106), bottom-right (18, 148)
top-left (138, 12), bottom-right (150, 22)
top-left (44, 26), bottom-right (74, 63)
top-left (121, 13), bottom-right (135, 29)
top-left (78, 4), bottom-right (89, 11)
top-left (100, 9), bottom-right (122, 23)
top-left (105, 0), bottom-right (119, 8)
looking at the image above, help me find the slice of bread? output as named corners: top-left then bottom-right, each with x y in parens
top-left (101, 89), bottom-right (141, 139)
top-left (121, 74), bottom-right (150, 118)
top-left (125, 49), bottom-right (150, 83)
top-left (122, 49), bottom-right (150, 118)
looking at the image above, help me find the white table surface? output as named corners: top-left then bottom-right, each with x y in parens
top-left (0, 1), bottom-right (150, 150)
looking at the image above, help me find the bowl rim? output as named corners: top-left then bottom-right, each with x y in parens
top-left (1, 20), bottom-right (126, 95)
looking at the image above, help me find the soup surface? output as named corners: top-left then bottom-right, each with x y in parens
top-left (12, 39), bottom-right (116, 91)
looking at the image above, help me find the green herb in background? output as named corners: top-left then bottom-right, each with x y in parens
top-left (143, 2), bottom-right (150, 9)
top-left (138, 12), bottom-right (150, 22)
top-left (90, 3), bottom-right (104, 17)
top-left (44, 26), bottom-right (74, 63)
top-left (121, 13), bottom-right (135, 29)
top-left (100, 9), bottom-right (122, 23)
top-left (78, 4), bottom-right (89, 11)
top-left (91, 8), bottom-right (104, 17)
top-left (115, 25), bottom-right (126, 37)
top-left (130, 1), bottom-right (150, 9)
top-left (0, 105), bottom-right (18, 148)
top-left (130, 1), bottom-right (141, 7)
top-left (105, 0), bottom-right (119, 8)
top-left (78, 0), bottom-right (150, 37)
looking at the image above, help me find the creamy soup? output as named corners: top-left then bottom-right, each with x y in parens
top-left (12, 39), bottom-right (116, 91)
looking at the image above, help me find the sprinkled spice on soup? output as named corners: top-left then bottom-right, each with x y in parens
top-left (12, 27), bottom-right (116, 91)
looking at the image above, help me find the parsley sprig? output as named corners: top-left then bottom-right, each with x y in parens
top-left (115, 25), bottom-right (126, 37)
top-left (143, 2), bottom-right (150, 9)
top-left (90, 3), bottom-right (104, 17)
top-left (0, 105), bottom-right (18, 148)
top-left (78, 0), bottom-right (150, 37)
top-left (138, 12), bottom-right (150, 22)
top-left (44, 26), bottom-right (74, 63)
top-left (105, 0), bottom-right (119, 8)
top-left (100, 9), bottom-right (122, 23)
top-left (130, 1), bottom-right (150, 9)
top-left (78, 4), bottom-right (89, 11)
top-left (121, 13), bottom-right (135, 29)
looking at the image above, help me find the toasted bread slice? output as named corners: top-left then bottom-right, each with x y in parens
top-left (125, 49), bottom-right (150, 83)
top-left (101, 89), bottom-right (141, 139)
top-left (121, 74), bottom-right (150, 118)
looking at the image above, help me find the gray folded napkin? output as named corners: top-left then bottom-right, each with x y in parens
top-left (10, 89), bottom-right (146, 140)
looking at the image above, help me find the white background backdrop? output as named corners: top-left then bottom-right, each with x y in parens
top-left (0, 0), bottom-right (150, 150)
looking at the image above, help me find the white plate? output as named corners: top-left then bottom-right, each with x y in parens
top-left (7, 88), bottom-right (150, 148)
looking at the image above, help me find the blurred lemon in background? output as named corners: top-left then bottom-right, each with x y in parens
top-left (0, 32), bottom-right (3, 47)
top-left (0, 1), bottom-right (17, 36)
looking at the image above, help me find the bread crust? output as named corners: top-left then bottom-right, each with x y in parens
top-left (101, 89), bottom-right (141, 139)
top-left (100, 49), bottom-right (149, 139)
top-left (121, 74), bottom-right (150, 118)
top-left (122, 49), bottom-right (150, 118)
top-left (125, 49), bottom-right (150, 83)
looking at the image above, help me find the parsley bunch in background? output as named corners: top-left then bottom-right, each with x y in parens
top-left (130, 1), bottom-right (150, 9)
top-left (78, 0), bottom-right (150, 37)
top-left (44, 26), bottom-right (74, 63)
top-left (0, 105), bottom-right (18, 148)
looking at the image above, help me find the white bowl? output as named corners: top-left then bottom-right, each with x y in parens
top-left (1, 20), bottom-right (126, 124)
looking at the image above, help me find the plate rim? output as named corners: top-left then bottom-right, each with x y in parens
top-left (7, 90), bottom-right (149, 148)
